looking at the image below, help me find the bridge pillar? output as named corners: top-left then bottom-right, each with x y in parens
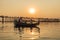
top-left (2, 16), bottom-right (4, 24)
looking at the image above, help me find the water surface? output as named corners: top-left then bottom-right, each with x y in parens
top-left (0, 22), bottom-right (60, 40)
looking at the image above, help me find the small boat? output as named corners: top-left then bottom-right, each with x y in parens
top-left (14, 17), bottom-right (40, 28)
top-left (14, 17), bottom-right (40, 32)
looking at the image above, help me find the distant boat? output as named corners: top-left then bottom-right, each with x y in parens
top-left (14, 17), bottom-right (40, 32)
top-left (14, 17), bottom-right (40, 28)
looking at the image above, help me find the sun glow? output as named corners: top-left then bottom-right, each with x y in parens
top-left (29, 8), bottom-right (35, 14)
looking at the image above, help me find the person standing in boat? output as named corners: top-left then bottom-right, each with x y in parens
top-left (30, 18), bottom-right (32, 24)
top-left (18, 17), bottom-right (23, 24)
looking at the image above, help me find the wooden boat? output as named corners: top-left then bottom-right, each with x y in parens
top-left (14, 17), bottom-right (40, 32)
top-left (14, 17), bottom-right (40, 28)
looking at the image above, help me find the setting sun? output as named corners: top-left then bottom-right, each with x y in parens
top-left (29, 8), bottom-right (35, 14)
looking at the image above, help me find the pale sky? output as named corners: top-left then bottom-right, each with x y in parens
top-left (0, 0), bottom-right (60, 18)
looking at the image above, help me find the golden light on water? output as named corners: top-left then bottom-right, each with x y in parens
top-left (30, 38), bottom-right (35, 39)
top-left (31, 32), bottom-right (34, 34)
top-left (29, 8), bottom-right (35, 14)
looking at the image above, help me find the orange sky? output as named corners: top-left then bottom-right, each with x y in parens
top-left (0, 0), bottom-right (60, 18)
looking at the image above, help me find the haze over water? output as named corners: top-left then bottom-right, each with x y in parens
top-left (0, 22), bottom-right (60, 40)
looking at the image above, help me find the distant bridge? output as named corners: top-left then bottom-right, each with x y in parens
top-left (0, 16), bottom-right (19, 23)
top-left (0, 16), bottom-right (60, 23)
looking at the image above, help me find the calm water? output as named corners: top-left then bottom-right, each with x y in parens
top-left (0, 22), bottom-right (60, 40)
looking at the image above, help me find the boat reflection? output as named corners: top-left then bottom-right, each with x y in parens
top-left (15, 27), bottom-right (40, 40)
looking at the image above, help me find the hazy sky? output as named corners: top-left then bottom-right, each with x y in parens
top-left (0, 0), bottom-right (60, 18)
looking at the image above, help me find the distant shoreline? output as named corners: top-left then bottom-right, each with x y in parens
top-left (0, 16), bottom-right (60, 22)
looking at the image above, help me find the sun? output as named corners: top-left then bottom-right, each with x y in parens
top-left (29, 8), bottom-right (35, 14)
